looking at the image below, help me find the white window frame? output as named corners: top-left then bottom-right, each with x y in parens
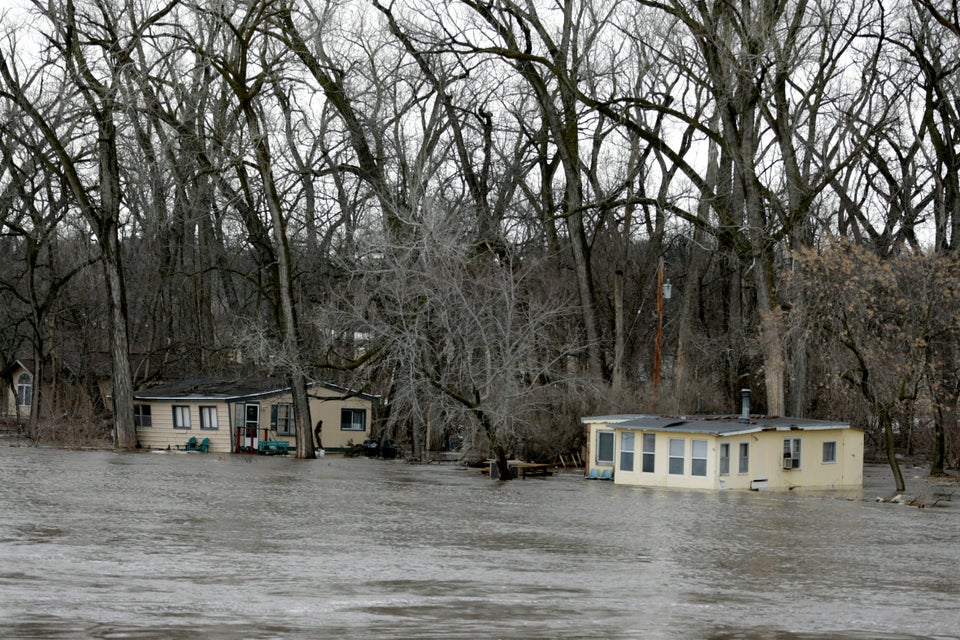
top-left (738, 442), bottom-right (750, 474)
top-left (200, 406), bottom-right (218, 430)
top-left (173, 405), bottom-right (191, 429)
top-left (596, 430), bottom-right (614, 465)
top-left (822, 440), bottom-right (837, 464)
top-left (620, 432), bottom-right (635, 472)
top-left (691, 440), bottom-right (708, 477)
top-left (668, 438), bottom-right (685, 475)
top-left (641, 433), bottom-right (656, 473)
top-left (340, 408), bottom-right (367, 432)
top-left (784, 437), bottom-right (802, 469)
top-left (16, 372), bottom-right (33, 407)
top-left (274, 403), bottom-right (294, 436)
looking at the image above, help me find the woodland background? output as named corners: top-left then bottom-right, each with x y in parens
top-left (0, 0), bottom-right (958, 479)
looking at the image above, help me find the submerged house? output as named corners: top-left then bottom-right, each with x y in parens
top-left (134, 378), bottom-right (379, 454)
top-left (583, 392), bottom-right (863, 490)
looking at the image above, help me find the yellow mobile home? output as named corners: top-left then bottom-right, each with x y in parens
top-left (583, 397), bottom-right (862, 491)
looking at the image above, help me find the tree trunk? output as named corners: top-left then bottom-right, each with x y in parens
top-left (880, 408), bottom-right (906, 493)
top-left (243, 101), bottom-right (315, 459)
top-left (495, 445), bottom-right (511, 482)
top-left (612, 269), bottom-right (625, 391)
top-left (98, 115), bottom-right (137, 450)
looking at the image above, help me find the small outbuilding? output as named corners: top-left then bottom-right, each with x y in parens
top-left (583, 394), bottom-right (862, 490)
top-left (134, 377), bottom-right (379, 454)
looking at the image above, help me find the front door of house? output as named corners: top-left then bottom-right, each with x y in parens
top-left (236, 403), bottom-right (260, 451)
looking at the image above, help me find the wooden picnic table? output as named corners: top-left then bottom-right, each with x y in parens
top-left (486, 460), bottom-right (555, 479)
top-left (511, 462), bottom-right (554, 479)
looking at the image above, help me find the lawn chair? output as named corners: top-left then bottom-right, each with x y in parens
top-left (181, 436), bottom-right (198, 451)
top-left (197, 438), bottom-right (210, 453)
top-left (585, 468), bottom-right (599, 480)
top-left (599, 468), bottom-right (613, 481)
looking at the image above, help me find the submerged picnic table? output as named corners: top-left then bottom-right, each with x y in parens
top-left (488, 460), bottom-right (554, 479)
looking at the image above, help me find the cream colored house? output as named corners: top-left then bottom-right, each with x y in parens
top-left (583, 410), bottom-right (863, 491)
top-left (0, 359), bottom-right (35, 420)
top-left (134, 378), bottom-right (379, 454)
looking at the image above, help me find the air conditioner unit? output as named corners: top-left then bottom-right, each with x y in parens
top-left (782, 457), bottom-right (794, 470)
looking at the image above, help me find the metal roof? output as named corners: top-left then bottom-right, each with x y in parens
top-left (582, 414), bottom-right (851, 436)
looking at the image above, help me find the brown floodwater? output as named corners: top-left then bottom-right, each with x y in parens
top-left (0, 446), bottom-right (957, 639)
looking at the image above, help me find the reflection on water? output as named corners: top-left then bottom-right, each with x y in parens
top-left (0, 447), bottom-right (957, 639)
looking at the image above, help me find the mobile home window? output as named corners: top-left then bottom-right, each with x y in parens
top-left (642, 433), bottom-right (656, 473)
top-left (173, 405), bottom-right (191, 429)
top-left (691, 440), bottom-right (708, 477)
top-left (620, 432), bottom-right (635, 472)
top-left (596, 431), bottom-right (614, 465)
top-left (784, 437), bottom-right (801, 469)
top-left (738, 442), bottom-right (749, 474)
top-left (16, 373), bottom-right (33, 407)
top-left (668, 438), bottom-right (685, 475)
top-left (200, 406), bottom-right (218, 430)
top-left (272, 403), bottom-right (294, 436)
top-left (341, 408), bottom-right (366, 431)
top-left (822, 441), bottom-right (837, 464)
top-left (719, 443), bottom-right (730, 476)
top-left (134, 404), bottom-right (152, 428)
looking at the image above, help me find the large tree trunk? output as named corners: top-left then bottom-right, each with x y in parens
top-left (99, 117), bottom-right (137, 450)
top-left (243, 101), bottom-right (315, 459)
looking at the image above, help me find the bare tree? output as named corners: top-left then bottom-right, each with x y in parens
top-left (0, 0), bottom-right (180, 448)
top-left (347, 208), bottom-right (588, 479)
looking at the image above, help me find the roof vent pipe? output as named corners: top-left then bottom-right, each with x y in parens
top-left (740, 388), bottom-right (751, 422)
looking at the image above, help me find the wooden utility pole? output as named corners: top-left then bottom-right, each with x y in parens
top-left (653, 258), bottom-right (664, 410)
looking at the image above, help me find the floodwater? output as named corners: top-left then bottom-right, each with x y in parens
top-left (0, 448), bottom-right (958, 640)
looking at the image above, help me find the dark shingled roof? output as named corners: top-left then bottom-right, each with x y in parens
top-left (135, 377), bottom-right (379, 402)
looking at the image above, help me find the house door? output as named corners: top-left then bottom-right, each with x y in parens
top-left (236, 403), bottom-right (260, 451)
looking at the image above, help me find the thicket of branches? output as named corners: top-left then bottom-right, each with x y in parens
top-left (0, 0), bottom-right (958, 476)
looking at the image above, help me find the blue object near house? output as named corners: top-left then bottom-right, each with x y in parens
top-left (584, 468), bottom-right (599, 480)
top-left (599, 469), bottom-right (613, 480)
top-left (257, 440), bottom-right (293, 455)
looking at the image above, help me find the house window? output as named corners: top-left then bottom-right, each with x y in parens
top-left (738, 442), bottom-right (749, 473)
top-left (341, 408), bottom-right (366, 431)
top-left (16, 372), bottom-right (32, 407)
top-left (823, 441), bottom-right (837, 464)
top-left (273, 403), bottom-right (294, 436)
top-left (596, 431), bottom-right (614, 465)
top-left (620, 432), bottom-right (635, 472)
top-left (642, 433), bottom-right (656, 473)
top-left (668, 438), bottom-right (685, 475)
top-left (691, 440), bottom-right (707, 477)
top-left (173, 405), bottom-right (191, 429)
top-left (134, 404), bottom-right (152, 428)
top-left (784, 437), bottom-right (801, 469)
top-left (200, 406), bottom-right (218, 430)
top-left (719, 443), bottom-right (730, 476)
